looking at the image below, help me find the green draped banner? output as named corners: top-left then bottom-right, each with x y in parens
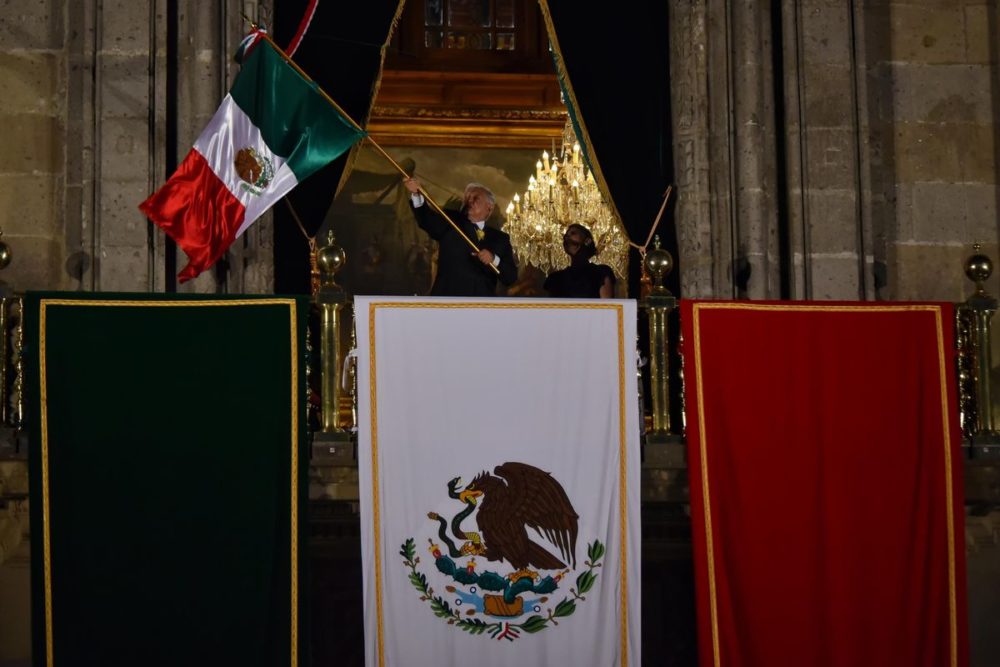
top-left (25, 294), bottom-right (308, 667)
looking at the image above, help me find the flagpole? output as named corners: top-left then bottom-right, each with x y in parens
top-left (249, 27), bottom-right (499, 274)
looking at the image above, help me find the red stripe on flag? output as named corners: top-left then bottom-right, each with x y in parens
top-left (286, 0), bottom-right (320, 57)
top-left (139, 149), bottom-right (246, 283)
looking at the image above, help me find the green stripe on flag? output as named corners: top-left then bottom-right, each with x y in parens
top-left (231, 41), bottom-right (366, 182)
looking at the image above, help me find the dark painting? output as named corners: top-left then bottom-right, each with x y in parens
top-left (321, 144), bottom-right (548, 297)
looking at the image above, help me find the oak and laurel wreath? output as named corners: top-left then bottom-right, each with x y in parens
top-left (248, 147), bottom-right (274, 187)
top-left (400, 537), bottom-right (605, 637)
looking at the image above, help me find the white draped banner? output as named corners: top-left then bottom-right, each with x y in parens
top-left (355, 297), bottom-right (641, 667)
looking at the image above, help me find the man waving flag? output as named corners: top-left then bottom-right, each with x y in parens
top-left (140, 30), bottom-right (365, 282)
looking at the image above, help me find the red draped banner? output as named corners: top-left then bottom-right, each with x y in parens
top-left (681, 301), bottom-right (968, 667)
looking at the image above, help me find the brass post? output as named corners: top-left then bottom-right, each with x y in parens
top-left (0, 298), bottom-right (7, 426)
top-left (956, 306), bottom-right (974, 437)
top-left (13, 297), bottom-right (23, 430)
top-left (316, 230), bottom-right (348, 434)
top-left (962, 244), bottom-right (999, 439)
top-left (304, 324), bottom-right (315, 428)
top-left (319, 302), bottom-right (343, 431)
top-left (0, 232), bottom-right (12, 427)
top-left (348, 323), bottom-right (358, 430)
top-left (643, 236), bottom-right (676, 437)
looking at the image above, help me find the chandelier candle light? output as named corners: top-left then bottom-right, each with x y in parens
top-left (504, 121), bottom-right (629, 281)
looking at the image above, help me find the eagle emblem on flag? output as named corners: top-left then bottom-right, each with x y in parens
top-left (401, 461), bottom-right (605, 642)
top-left (234, 147), bottom-right (274, 195)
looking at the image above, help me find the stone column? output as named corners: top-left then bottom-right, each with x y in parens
top-left (671, 0), bottom-right (782, 300)
top-left (779, 0), bottom-right (871, 300)
top-left (86, 0), bottom-right (161, 292)
top-left (729, 0), bottom-right (781, 300)
top-left (669, 0), bottom-right (716, 298)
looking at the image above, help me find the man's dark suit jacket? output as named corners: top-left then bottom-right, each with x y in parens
top-left (411, 202), bottom-right (518, 296)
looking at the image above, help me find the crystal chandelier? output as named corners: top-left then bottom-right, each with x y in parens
top-left (505, 120), bottom-right (629, 281)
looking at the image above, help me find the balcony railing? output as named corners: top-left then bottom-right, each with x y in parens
top-left (0, 239), bottom-right (996, 480)
top-left (306, 235), bottom-right (1000, 472)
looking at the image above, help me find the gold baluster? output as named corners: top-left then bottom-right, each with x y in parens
top-left (961, 244), bottom-right (1000, 444)
top-left (0, 231), bottom-right (11, 426)
top-left (643, 236), bottom-right (676, 437)
top-left (12, 297), bottom-right (23, 430)
top-left (0, 297), bottom-right (7, 427)
top-left (641, 237), bottom-right (684, 469)
top-left (313, 229), bottom-right (353, 461)
top-left (956, 306), bottom-right (977, 439)
top-left (347, 320), bottom-right (358, 431)
top-left (316, 230), bottom-right (347, 433)
top-left (305, 323), bottom-right (316, 428)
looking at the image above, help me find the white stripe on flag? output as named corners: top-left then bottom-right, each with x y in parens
top-left (193, 95), bottom-right (299, 238)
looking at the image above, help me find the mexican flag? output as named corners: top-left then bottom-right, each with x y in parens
top-left (140, 32), bottom-right (365, 282)
top-left (354, 297), bottom-right (642, 667)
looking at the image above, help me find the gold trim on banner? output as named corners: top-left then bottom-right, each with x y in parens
top-left (690, 302), bottom-right (958, 667)
top-left (38, 303), bottom-right (53, 667)
top-left (367, 301), bottom-right (631, 667)
top-left (37, 298), bottom-right (300, 667)
top-left (367, 302), bottom-right (386, 666)
top-left (288, 300), bottom-right (300, 667)
top-left (690, 306), bottom-right (720, 667)
top-left (615, 305), bottom-right (629, 667)
top-left (933, 307), bottom-right (958, 667)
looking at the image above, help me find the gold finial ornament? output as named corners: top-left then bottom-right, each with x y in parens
top-left (965, 243), bottom-right (992, 296)
top-left (642, 235), bottom-right (673, 294)
top-left (317, 230), bottom-right (346, 283)
top-left (0, 230), bottom-right (12, 271)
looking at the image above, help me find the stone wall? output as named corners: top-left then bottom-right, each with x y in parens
top-left (0, 0), bottom-right (273, 295)
top-left (0, 0), bottom-right (70, 291)
top-left (671, 0), bottom-right (999, 302)
top-left (873, 0), bottom-right (999, 303)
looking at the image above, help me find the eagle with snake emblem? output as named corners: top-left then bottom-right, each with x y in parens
top-left (431, 462), bottom-right (579, 572)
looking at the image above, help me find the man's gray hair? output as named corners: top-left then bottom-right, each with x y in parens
top-left (464, 182), bottom-right (496, 209)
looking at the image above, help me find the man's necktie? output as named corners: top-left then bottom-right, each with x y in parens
top-left (475, 227), bottom-right (486, 242)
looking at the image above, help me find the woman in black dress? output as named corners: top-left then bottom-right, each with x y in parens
top-left (543, 223), bottom-right (616, 298)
